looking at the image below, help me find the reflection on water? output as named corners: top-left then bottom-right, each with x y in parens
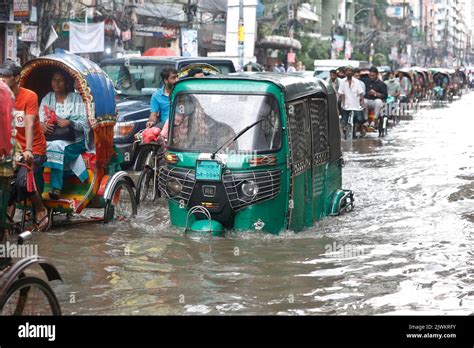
top-left (34, 94), bottom-right (474, 315)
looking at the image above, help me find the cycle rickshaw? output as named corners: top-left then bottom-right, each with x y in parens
top-left (431, 68), bottom-right (453, 103)
top-left (19, 51), bottom-right (137, 227)
top-left (0, 81), bottom-right (62, 315)
top-left (411, 67), bottom-right (432, 101)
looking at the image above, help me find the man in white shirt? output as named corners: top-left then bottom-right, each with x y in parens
top-left (287, 63), bottom-right (296, 73)
top-left (338, 66), bottom-right (365, 137)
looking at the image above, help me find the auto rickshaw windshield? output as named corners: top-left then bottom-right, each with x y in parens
top-left (169, 93), bottom-right (282, 153)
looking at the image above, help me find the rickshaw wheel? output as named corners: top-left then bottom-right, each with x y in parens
top-left (0, 277), bottom-right (61, 315)
top-left (136, 166), bottom-right (160, 204)
top-left (104, 180), bottom-right (137, 223)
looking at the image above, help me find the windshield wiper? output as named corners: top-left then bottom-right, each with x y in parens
top-left (211, 118), bottom-right (265, 159)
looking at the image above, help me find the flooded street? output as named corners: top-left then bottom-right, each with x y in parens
top-left (34, 94), bottom-right (473, 315)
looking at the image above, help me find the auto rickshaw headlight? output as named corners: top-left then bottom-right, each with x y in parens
top-left (241, 180), bottom-right (259, 197)
top-left (167, 179), bottom-right (182, 197)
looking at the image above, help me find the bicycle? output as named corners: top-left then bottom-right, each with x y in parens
top-left (342, 107), bottom-right (365, 140)
top-left (135, 131), bottom-right (166, 204)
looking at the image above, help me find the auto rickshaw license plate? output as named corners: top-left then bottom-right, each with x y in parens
top-left (196, 160), bottom-right (222, 181)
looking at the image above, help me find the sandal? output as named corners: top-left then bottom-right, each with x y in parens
top-left (35, 209), bottom-right (50, 232)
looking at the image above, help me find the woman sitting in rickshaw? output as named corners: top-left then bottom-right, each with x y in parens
top-left (39, 70), bottom-right (93, 199)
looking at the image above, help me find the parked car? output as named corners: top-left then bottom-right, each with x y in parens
top-left (100, 56), bottom-right (236, 170)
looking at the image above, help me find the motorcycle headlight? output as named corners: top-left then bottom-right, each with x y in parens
top-left (241, 180), bottom-right (259, 197)
top-left (167, 179), bottom-right (182, 197)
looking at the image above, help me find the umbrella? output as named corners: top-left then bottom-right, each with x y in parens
top-left (143, 47), bottom-right (177, 57)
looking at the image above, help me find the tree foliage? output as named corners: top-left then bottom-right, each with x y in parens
top-left (297, 35), bottom-right (330, 70)
top-left (354, 0), bottom-right (390, 26)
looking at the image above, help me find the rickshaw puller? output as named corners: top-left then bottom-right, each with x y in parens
top-left (338, 67), bottom-right (365, 136)
top-left (146, 68), bottom-right (178, 138)
top-left (361, 67), bottom-right (387, 127)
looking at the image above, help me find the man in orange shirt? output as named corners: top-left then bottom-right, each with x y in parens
top-left (0, 61), bottom-right (49, 231)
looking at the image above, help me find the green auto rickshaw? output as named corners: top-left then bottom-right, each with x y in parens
top-left (158, 72), bottom-right (354, 236)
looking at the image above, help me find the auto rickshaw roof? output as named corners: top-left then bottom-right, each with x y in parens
top-left (174, 72), bottom-right (332, 102)
top-left (20, 50), bottom-right (116, 121)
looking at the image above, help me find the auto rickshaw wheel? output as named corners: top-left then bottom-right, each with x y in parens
top-left (104, 180), bottom-right (137, 223)
top-left (136, 166), bottom-right (160, 204)
top-left (0, 276), bottom-right (61, 315)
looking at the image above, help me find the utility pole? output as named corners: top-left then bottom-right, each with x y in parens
top-left (238, 0), bottom-right (244, 69)
top-left (287, 0), bottom-right (297, 66)
top-left (187, 0), bottom-right (194, 27)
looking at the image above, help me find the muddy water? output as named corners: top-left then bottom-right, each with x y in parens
top-left (33, 95), bottom-right (473, 315)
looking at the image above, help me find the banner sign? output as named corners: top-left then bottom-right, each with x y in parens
top-left (69, 21), bottom-right (105, 53)
top-left (6, 26), bottom-right (17, 61)
top-left (14, 0), bottom-right (29, 20)
top-left (181, 29), bottom-right (198, 57)
top-left (134, 24), bottom-right (178, 39)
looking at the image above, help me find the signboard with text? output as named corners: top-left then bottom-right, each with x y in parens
top-left (21, 25), bottom-right (37, 42)
top-left (6, 26), bottom-right (17, 61)
top-left (134, 24), bottom-right (178, 39)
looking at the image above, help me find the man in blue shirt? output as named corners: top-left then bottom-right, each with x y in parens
top-left (146, 67), bottom-right (178, 129)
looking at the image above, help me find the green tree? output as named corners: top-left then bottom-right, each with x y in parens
top-left (354, 0), bottom-right (390, 26)
top-left (352, 0), bottom-right (392, 65)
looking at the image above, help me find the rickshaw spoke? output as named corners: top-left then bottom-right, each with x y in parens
top-left (104, 180), bottom-right (137, 223)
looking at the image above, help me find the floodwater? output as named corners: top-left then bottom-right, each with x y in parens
top-left (33, 94), bottom-right (473, 315)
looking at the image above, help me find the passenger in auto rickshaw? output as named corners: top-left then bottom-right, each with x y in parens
top-left (39, 70), bottom-right (93, 199)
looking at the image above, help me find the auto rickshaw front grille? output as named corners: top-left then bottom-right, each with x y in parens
top-left (158, 166), bottom-right (196, 206)
top-left (222, 169), bottom-right (282, 211)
